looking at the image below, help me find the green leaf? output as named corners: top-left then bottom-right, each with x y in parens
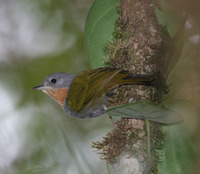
top-left (106, 101), bottom-right (182, 124)
top-left (157, 100), bottom-right (198, 173)
top-left (84, 0), bottom-right (120, 68)
top-left (157, 125), bottom-right (197, 174)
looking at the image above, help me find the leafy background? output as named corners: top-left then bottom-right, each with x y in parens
top-left (0, 0), bottom-right (110, 173)
top-left (0, 0), bottom-right (200, 174)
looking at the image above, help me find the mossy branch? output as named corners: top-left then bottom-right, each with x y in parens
top-left (92, 0), bottom-right (173, 173)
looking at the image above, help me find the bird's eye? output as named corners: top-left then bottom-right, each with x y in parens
top-left (51, 79), bottom-right (57, 83)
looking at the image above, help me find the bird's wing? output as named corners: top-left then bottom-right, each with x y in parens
top-left (67, 67), bottom-right (120, 112)
top-left (83, 68), bottom-right (120, 105)
top-left (66, 74), bottom-right (89, 111)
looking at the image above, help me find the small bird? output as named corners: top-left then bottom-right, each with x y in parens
top-left (32, 67), bottom-right (154, 118)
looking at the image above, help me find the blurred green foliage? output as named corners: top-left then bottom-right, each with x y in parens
top-left (0, 0), bottom-right (111, 174)
top-left (0, 0), bottom-right (199, 174)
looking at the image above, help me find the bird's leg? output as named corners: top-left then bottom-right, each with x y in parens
top-left (103, 104), bottom-right (117, 128)
top-left (109, 116), bottom-right (118, 128)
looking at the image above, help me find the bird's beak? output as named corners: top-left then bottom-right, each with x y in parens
top-left (32, 85), bottom-right (47, 90)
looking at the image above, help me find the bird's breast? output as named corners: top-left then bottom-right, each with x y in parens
top-left (43, 88), bottom-right (68, 106)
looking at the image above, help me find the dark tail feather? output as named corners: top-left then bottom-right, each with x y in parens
top-left (122, 73), bottom-right (167, 93)
top-left (122, 74), bottom-right (155, 86)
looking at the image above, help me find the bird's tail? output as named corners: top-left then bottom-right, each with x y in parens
top-left (96, 67), bottom-right (159, 90)
top-left (121, 74), bottom-right (155, 86)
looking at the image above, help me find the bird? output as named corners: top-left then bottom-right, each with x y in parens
top-left (32, 67), bottom-right (154, 119)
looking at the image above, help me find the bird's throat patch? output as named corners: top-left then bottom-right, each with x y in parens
top-left (43, 88), bottom-right (68, 106)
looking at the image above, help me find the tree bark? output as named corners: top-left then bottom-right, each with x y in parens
top-left (93, 0), bottom-right (173, 173)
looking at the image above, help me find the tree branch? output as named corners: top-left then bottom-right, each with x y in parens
top-left (93, 0), bottom-right (173, 173)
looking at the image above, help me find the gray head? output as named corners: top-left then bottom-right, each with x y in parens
top-left (32, 72), bottom-right (76, 90)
